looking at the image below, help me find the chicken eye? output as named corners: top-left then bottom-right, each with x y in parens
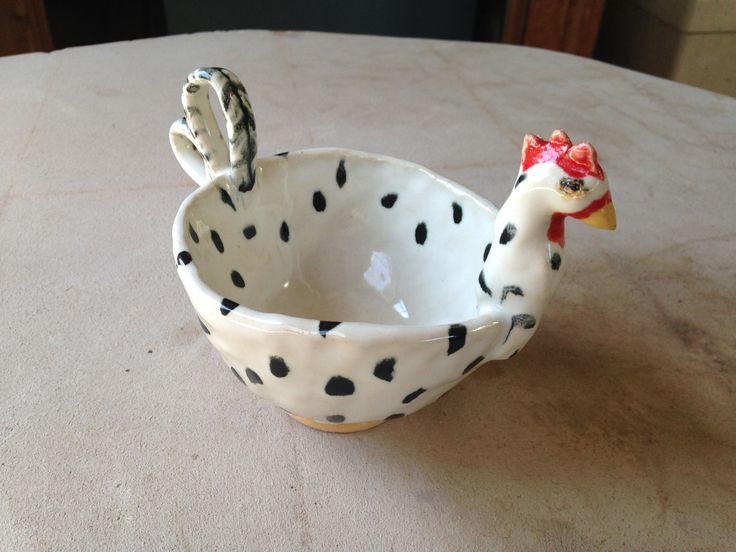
top-left (559, 177), bottom-right (585, 194)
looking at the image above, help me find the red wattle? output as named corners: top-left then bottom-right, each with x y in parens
top-left (547, 191), bottom-right (612, 247)
top-left (547, 213), bottom-right (567, 247)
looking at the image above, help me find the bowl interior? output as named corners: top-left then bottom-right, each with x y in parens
top-left (180, 150), bottom-right (496, 326)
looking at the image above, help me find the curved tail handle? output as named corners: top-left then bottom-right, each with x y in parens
top-left (169, 67), bottom-right (257, 190)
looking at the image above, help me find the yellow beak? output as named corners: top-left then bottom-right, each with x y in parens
top-left (581, 199), bottom-right (617, 230)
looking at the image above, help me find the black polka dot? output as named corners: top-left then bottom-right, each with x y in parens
top-left (513, 314), bottom-right (536, 329)
top-left (231, 270), bottom-right (245, 288)
top-left (238, 178), bottom-right (254, 193)
top-left (186, 83), bottom-right (200, 93)
top-left (385, 413), bottom-right (405, 420)
top-left (501, 285), bottom-right (524, 303)
top-left (483, 242), bottom-right (492, 261)
top-left (188, 223), bottom-right (199, 243)
top-left (550, 253), bottom-right (562, 270)
top-left (243, 225), bottom-right (257, 239)
top-left (245, 368), bottom-right (263, 384)
top-left (462, 356), bottom-right (485, 375)
top-left (415, 222), bottom-right (427, 245)
top-left (503, 314), bottom-right (537, 344)
top-left (231, 367), bottom-right (246, 385)
top-left (499, 223), bottom-right (517, 245)
top-left (381, 193), bottom-right (398, 208)
top-left (269, 356), bottom-right (289, 378)
top-left (336, 159), bottom-right (346, 188)
top-left (220, 298), bottom-right (238, 316)
top-left (210, 230), bottom-right (224, 253)
top-left (478, 270), bottom-right (492, 296)
top-left (198, 317), bottom-right (210, 334)
top-left (452, 202), bottom-right (463, 224)
top-left (448, 324), bottom-right (467, 355)
top-left (325, 376), bottom-right (355, 396)
top-left (326, 415), bottom-right (345, 423)
top-left (219, 187), bottom-right (236, 211)
top-left (312, 191), bottom-right (327, 212)
top-left (280, 221), bottom-right (290, 242)
top-left (177, 251), bottom-right (192, 266)
top-left (402, 388), bottom-right (426, 404)
top-left (373, 358), bottom-right (395, 382)
top-left (514, 173), bottom-right (527, 188)
top-left (319, 321), bottom-right (341, 337)
top-left (275, 151), bottom-right (289, 157)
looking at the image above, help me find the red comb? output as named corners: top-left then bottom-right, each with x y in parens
top-left (521, 130), bottom-right (605, 180)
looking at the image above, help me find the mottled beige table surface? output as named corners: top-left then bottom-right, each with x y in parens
top-left (1, 30), bottom-right (735, 551)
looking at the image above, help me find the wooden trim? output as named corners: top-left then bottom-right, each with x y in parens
top-left (523, 0), bottom-right (606, 57)
top-left (503, 0), bottom-right (606, 58)
top-left (0, 0), bottom-right (53, 56)
top-left (502, 0), bottom-right (531, 44)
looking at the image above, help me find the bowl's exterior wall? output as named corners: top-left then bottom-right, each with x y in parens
top-left (183, 277), bottom-right (504, 425)
top-left (171, 148), bottom-right (513, 426)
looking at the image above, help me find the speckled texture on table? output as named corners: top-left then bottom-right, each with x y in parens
top-left (1, 30), bottom-right (734, 551)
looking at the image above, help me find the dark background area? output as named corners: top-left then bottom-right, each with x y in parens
top-left (3, 0), bottom-right (732, 96)
top-left (44, 0), bottom-right (167, 49)
top-left (1, 0), bottom-right (604, 57)
top-left (43, 0), bottom-right (501, 47)
top-left (13, 0), bottom-right (603, 62)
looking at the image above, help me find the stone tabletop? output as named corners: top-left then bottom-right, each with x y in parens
top-left (1, 31), bottom-right (735, 551)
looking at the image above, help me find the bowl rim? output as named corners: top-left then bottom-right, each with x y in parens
top-left (172, 147), bottom-right (505, 343)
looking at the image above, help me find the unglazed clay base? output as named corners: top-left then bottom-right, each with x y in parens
top-left (288, 413), bottom-right (384, 433)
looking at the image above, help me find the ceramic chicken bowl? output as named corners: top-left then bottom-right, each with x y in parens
top-left (170, 67), bottom-right (616, 433)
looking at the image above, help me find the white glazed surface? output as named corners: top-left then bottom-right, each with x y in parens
top-left (181, 150), bottom-right (498, 326)
top-left (170, 67), bottom-right (614, 425)
top-left (173, 148), bottom-right (508, 423)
